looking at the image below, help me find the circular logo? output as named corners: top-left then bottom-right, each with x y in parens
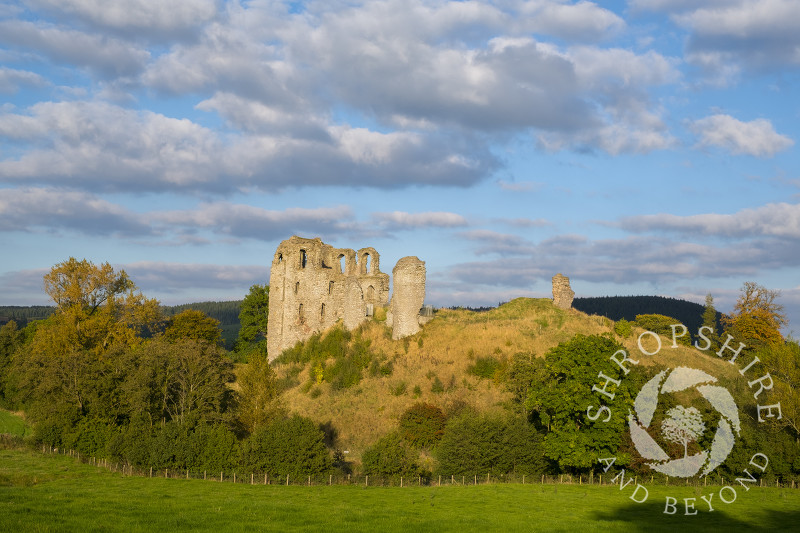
top-left (629, 366), bottom-right (741, 478)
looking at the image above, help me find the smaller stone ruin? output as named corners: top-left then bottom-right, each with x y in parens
top-left (552, 273), bottom-right (574, 309)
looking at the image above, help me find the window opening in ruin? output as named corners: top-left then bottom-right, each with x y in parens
top-left (361, 252), bottom-right (371, 275)
top-left (295, 281), bottom-right (299, 294)
top-left (300, 249), bottom-right (307, 268)
top-left (366, 303), bottom-right (374, 317)
top-left (338, 254), bottom-right (345, 274)
top-left (328, 281), bottom-right (334, 295)
top-left (366, 285), bottom-right (375, 302)
top-left (321, 303), bottom-right (325, 318)
top-left (277, 253), bottom-right (282, 262)
top-left (299, 303), bottom-right (304, 319)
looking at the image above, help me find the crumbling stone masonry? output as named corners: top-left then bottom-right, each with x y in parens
top-left (386, 256), bottom-right (426, 340)
top-left (267, 236), bottom-right (426, 360)
top-left (552, 273), bottom-right (574, 309)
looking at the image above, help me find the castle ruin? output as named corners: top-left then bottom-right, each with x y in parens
top-left (552, 273), bottom-right (574, 309)
top-left (267, 236), bottom-right (427, 360)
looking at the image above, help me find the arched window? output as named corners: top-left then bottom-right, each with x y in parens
top-left (338, 254), bottom-right (346, 274)
top-left (361, 252), bottom-right (371, 275)
top-left (300, 249), bottom-right (307, 268)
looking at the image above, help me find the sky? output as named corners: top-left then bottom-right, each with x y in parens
top-left (0, 0), bottom-right (798, 335)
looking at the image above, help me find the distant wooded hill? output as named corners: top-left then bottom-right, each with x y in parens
top-left (572, 295), bottom-right (723, 336)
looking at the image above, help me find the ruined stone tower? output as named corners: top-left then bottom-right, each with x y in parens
top-left (552, 273), bottom-right (574, 309)
top-left (266, 236), bottom-right (426, 360)
top-left (386, 256), bottom-right (426, 339)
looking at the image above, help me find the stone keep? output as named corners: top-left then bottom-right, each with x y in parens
top-left (267, 236), bottom-right (390, 360)
top-left (387, 256), bottom-right (426, 340)
top-left (552, 273), bottom-right (574, 309)
top-left (266, 236), bottom-right (426, 360)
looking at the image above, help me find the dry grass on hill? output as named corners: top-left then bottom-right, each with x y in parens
top-left (270, 297), bottom-right (740, 460)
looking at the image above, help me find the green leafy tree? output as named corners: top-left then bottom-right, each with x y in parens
top-left (398, 402), bottom-right (446, 448)
top-left (503, 351), bottom-right (541, 414)
top-left (757, 338), bottom-right (800, 439)
top-left (436, 412), bottom-right (546, 476)
top-left (236, 284), bottom-right (269, 350)
top-left (700, 294), bottom-right (720, 350)
top-left (163, 309), bottom-right (222, 346)
top-left (122, 337), bottom-right (234, 426)
top-left (0, 320), bottom-right (22, 408)
top-left (361, 432), bottom-right (420, 477)
top-left (723, 282), bottom-right (787, 350)
top-left (235, 347), bottom-right (283, 434)
top-left (239, 415), bottom-right (332, 477)
top-left (526, 334), bottom-right (639, 473)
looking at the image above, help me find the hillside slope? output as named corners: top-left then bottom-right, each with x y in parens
top-left (272, 298), bottom-right (738, 458)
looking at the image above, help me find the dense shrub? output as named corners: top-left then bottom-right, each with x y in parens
top-left (239, 415), bottom-right (332, 477)
top-left (634, 314), bottom-right (689, 344)
top-left (361, 433), bottom-right (420, 477)
top-left (467, 356), bottom-right (503, 379)
top-left (436, 412), bottom-right (546, 476)
top-left (398, 403), bottom-right (446, 448)
top-left (613, 318), bottom-right (632, 338)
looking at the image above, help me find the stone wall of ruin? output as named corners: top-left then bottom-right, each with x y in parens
top-left (266, 236), bottom-right (390, 360)
top-left (552, 273), bottom-right (574, 309)
top-left (388, 256), bottom-right (426, 340)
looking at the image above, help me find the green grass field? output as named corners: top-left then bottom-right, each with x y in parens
top-left (1, 448), bottom-right (799, 532)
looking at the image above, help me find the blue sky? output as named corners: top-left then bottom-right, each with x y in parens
top-left (0, 0), bottom-right (798, 334)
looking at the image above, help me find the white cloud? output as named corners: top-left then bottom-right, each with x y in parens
top-left (517, 1), bottom-right (625, 41)
top-left (372, 211), bottom-right (469, 229)
top-left (0, 20), bottom-right (149, 78)
top-left (0, 187), bottom-right (150, 235)
top-left (689, 114), bottom-right (794, 157)
top-left (619, 202), bottom-right (800, 239)
top-left (0, 100), bottom-right (492, 192)
top-left (0, 67), bottom-right (47, 94)
top-left (28, 0), bottom-right (218, 36)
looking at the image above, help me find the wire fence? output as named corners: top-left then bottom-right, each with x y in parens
top-left (34, 444), bottom-right (800, 490)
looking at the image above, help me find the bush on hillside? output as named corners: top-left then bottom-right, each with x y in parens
top-left (436, 412), bottom-right (546, 476)
top-left (239, 415), bottom-right (332, 477)
top-left (398, 403), bottom-right (446, 448)
top-left (361, 432), bottom-right (421, 477)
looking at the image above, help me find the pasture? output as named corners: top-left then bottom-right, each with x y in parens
top-left (1, 448), bottom-right (799, 532)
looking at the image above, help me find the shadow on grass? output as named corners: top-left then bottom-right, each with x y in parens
top-left (592, 500), bottom-right (800, 532)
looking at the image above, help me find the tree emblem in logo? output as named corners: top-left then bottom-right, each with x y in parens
top-left (629, 366), bottom-right (741, 477)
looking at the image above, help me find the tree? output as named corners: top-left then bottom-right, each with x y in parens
top-left (235, 346), bottom-right (283, 434)
top-left (398, 402), bottom-right (446, 448)
top-left (163, 309), bottom-right (222, 346)
top-left (701, 294), bottom-right (720, 351)
top-left (236, 284), bottom-right (269, 350)
top-left (0, 320), bottom-right (21, 408)
top-left (435, 412), bottom-right (546, 476)
top-left (757, 338), bottom-right (800, 439)
top-left (723, 282), bottom-right (787, 349)
top-left (361, 432), bottom-right (420, 477)
top-left (13, 259), bottom-right (161, 424)
top-left (526, 334), bottom-right (640, 472)
top-left (661, 406), bottom-right (705, 458)
top-left (239, 415), bottom-right (332, 477)
top-left (122, 337), bottom-right (234, 426)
